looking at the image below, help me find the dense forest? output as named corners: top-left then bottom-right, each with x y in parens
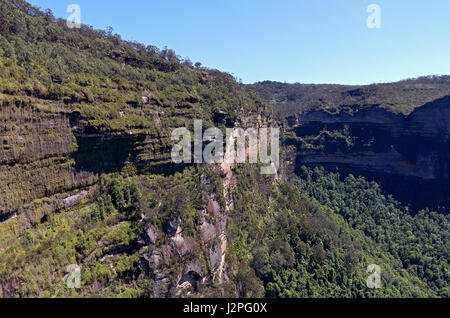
top-left (0, 0), bottom-right (448, 298)
top-left (226, 166), bottom-right (449, 297)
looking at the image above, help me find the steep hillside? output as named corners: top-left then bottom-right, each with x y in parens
top-left (0, 0), bottom-right (448, 298)
top-left (0, 0), bottom-right (269, 221)
top-left (0, 0), bottom-right (268, 297)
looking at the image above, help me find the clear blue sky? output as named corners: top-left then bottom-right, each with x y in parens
top-left (28, 0), bottom-right (450, 85)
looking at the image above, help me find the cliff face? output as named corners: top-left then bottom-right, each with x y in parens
top-left (137, 115), bottom-right (265, 298)
top-left (0, 0), bottom-right (272, 298)
top-left (0, 97), bottom-right (171, 224)
top-left (284, 96), bottom-right (450, 211)
top-left (0, 99), bottom-right (92, 222)
top-left (0, 0), bottom-right (271, 216)
top-left (0, 99), bottom-right (266, 298)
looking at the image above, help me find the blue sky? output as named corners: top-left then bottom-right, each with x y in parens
top-left (28, 0), bottom-right (450, 85)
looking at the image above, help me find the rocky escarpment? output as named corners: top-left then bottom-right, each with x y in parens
top-left (0, 97), bottom-right (169, 226)
top-left (138, 185), bottom-right (230, 297)
top-left (0, 0), bottom-right (271, 225)
top-left (137, 114), bottom-right (266, 298)
top-left (0, 93), bottom-right (267, 297)
top-left (0, 0), bottom-right (270, 296)
top-left (284, 96), bottom-right (450, 211)
top-left (0, 98), bottom-right (94, 224)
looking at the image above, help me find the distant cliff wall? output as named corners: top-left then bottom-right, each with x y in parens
top-left (284, 96), bottom-right (450, 211)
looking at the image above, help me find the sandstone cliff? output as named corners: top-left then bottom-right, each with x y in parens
top-left (283, 95), bottom-right (450, 211)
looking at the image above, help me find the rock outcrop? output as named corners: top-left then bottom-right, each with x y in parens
top-left (284, 96), bottom-right (450, 211)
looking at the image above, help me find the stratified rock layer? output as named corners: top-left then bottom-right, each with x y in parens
top-left (284, 96), bottom-right (450, 210)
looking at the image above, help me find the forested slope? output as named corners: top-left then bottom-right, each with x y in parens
top-left (0, 0), bottom-right (448, 298)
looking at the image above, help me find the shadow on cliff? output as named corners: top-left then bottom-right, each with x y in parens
top-left (71, 134), bottom-right (189, 177)
top-left (289, 95), bottom-right (450, 214)
top-left (297, 165), bottom-right (450, 214)
top-left (68, 111), bottom-right (190, 176)
top-left (72, 134), bottom-right (144, 174)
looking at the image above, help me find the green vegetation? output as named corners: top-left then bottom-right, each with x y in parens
top-left (0, 0), bottom-right (447, 299)
top-left (0, 174), bottom-right (144, 298)
top-left (227, 165), bottom-right (449, 298)
top-left (250, 78), bottom-right (450, 118)
top-left (5, 165), bottom-right (448, 298)
top-left (0, 167), bottom-right (215, 297)
top-left (0, 0), bottom-right (268, 219)
top-left (0, 0), bottom-right (268, 135)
